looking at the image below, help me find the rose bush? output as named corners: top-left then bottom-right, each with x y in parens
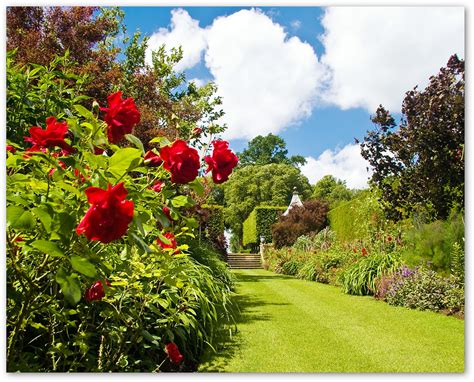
top-left (7, 60), bottom-right (238, 371)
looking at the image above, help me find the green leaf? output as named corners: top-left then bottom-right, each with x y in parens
top-left (125, 134), bottom-right (145, 154)
top-left (73, 104), bottom-right (94, 120)
top-left (55, 269), bottom-right (82, 305)
top-left (108, 147), bottom-right (142, 179)
top-left (149, 137), bottom-right (171, 146)
top-left (7, 206), bottom-right (35, 230)
top-left (130, 233), bottom-right (153, 254)
top-left (189, 179), bottom-right (205, 196)
top-left (171, 195), bottom-right (195, 208)
top-left (32, 207), bottom-right (53, 233)
top-left (70, 256), bottom-right (97, 278)
top-left (31, 240), bottom-right (64, 257)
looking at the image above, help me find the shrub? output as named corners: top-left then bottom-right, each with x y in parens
top-left (382, 266), bottom-right (464, 314)
top-left (6, 76), bottom-right (237, 371)
top-left (198, 204), bottom-right (226, 256)
top-left (293, 228), bottom-right (336, 252)
top-left (242, 206), bottom-right (286, 250)
top-left (340, 252), bottom-right (401, 295)
top-left (272, 199), bottom-right (329, 248)
top-left (401, 212), bottom-right (464, 273)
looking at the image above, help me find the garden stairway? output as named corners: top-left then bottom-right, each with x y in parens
top-left (226, 253), bottom-right (262, 269)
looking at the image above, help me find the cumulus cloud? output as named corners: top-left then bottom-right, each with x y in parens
top-left (320, 7), bottom-right (464, 112)
top-left (145, 8), bottom-right (207, 72)
top-left (290, 20), bottom-right (302, 30)
top-left (205, 9), bottom-right (327, 140)
top-left (300, 143), bottom-right (372, 189)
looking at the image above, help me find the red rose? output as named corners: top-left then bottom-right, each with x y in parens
top-left (24, 117), bottom-right (74, 154)
top-left (165, 342), bottom-right (184, 364)
top-left (48, 160), bottom-right (67, 177)
top-left (94, 146), bottom-right (105, 155)
top-left (84, 279), bottom-right (111, 302)
top-left (152, 181), bottom-right (164, 193)
top-left (74, 168), bottom-right (87, 183)
top-left (7, 145), bottom-right (16, 153)
top-left (361, 248), bottom-right (368, 256)
top-left (160, 140), bottom-right (200, 184)
top-left (204, 140), bottom-right (238, 184)
top-left (162, 206), bottom-right (172, 220)
top-left (100, 91), bottom-right (140, 144)
top-left (157, 232), bottom-right (179, 254)
top-left (76, 183), bottom-right (134, 243)
top-left (144, 150), bottom-right (163, 167)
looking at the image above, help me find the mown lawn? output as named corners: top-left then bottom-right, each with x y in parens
top-left (199, 269), bottom-right (464, 373)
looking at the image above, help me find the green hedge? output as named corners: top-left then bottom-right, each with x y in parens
top-left (201, 204), bottom-right (224, 244)
top-left (328, 190), bottom-right (385, 242)
top-left (242, 206), bottom-right (286, 247)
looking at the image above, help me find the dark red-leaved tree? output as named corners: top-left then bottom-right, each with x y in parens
top-left (360, 55), bottom-right (464, 221)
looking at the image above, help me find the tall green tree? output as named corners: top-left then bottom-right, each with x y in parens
top-left (238, 133), bottom-right (306, 167)
top-left (312, 175), bottom-right (355, 209)
top-left (223, 163), bottom-right (312, 246)
top-left (360, 55), bottom-right (464, 221)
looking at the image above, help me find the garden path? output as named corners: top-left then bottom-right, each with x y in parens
top-left (199, 269), bottom-right (464, 372)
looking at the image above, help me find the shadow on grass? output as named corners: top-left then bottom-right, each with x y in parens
top-left (232, 272), bottom-right (294, 283)
top-left (199, 272), bottom-right (290, 372)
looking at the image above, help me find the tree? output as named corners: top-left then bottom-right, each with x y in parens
top-left (272, 199), bottom-right (329, 248)
top-left (222, 163), bottom-right (312, 246)
top-left (237, 133), bottom-right (306, 167)
top-left (360, 55), bottom-right (464, 221)
top-left (312, 175), bottom-right (354, 208)
top-left (7, 7), bottom-right (226, 150)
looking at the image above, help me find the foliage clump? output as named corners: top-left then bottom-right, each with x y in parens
top-left (272, 199), bottom-right (329, 248)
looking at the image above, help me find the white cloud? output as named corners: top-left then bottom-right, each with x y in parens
top-left (290, 20), bottom-right (302, 30)
top-left (205, 9), bottom-right (327, 140)
top-left (188, 78), bottom-right (207, 87)
top-left (300, 143), bottom-right (372, 189)
top-left (145, 9), bottom-right (207, 72)
top-left (320, 7), bottom-right (464, 112)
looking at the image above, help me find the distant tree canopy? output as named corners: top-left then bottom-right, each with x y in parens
top-left (222, 163), bottom-right (312, 246)
top-left (360, 54), bottom-right (464, 221)
top-left (237, 133), bottom-right (306, 167)
top-left (312, 175), bottom-right (355, 209)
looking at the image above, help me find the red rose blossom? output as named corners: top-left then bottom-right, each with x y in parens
top-left (162, 206), bottom-right (172, 220)
top-left (100, 91), bottom-right (140, 144)
top-left (84, 279), bottom-right (111, 302)
top-left (94, 146), bottom-right (105, 155)
top-left (76, 183), bottom-right (134, 243)
top-left (48, 160), bottom-right (67, 177)
top-left (204, 140), bottom-right (238, 184)
top-left (24, 117), bottom-right (74, 154)
top-left (165, 342), bottom-right (184, 364)
top-left (152, 181), bottom-right (164, 193)
top-left (160, 140), bottom-right (200, 184)
top-left (144, 150), bottom-right (163, 167)
top-left (7, 145), bottom-right (16, 154)
top-left (157, 232), bottom-right (179, 254)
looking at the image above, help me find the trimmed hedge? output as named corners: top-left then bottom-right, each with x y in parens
top-left (242, 206), bottom-right (286, 248)
top-left (200, 204), bottom-right (225, 253)
top-left (328, 190), bottom-right (384, 242)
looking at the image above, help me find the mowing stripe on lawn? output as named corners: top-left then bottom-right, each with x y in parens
top-left (199, 269), bottom-right (464, 373)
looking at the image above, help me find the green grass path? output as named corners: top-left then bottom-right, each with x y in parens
top-left (199, 269), bottom-right (464, 373)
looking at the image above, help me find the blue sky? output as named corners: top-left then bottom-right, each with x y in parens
top-left (120, 6), bottom-right (464, 188)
